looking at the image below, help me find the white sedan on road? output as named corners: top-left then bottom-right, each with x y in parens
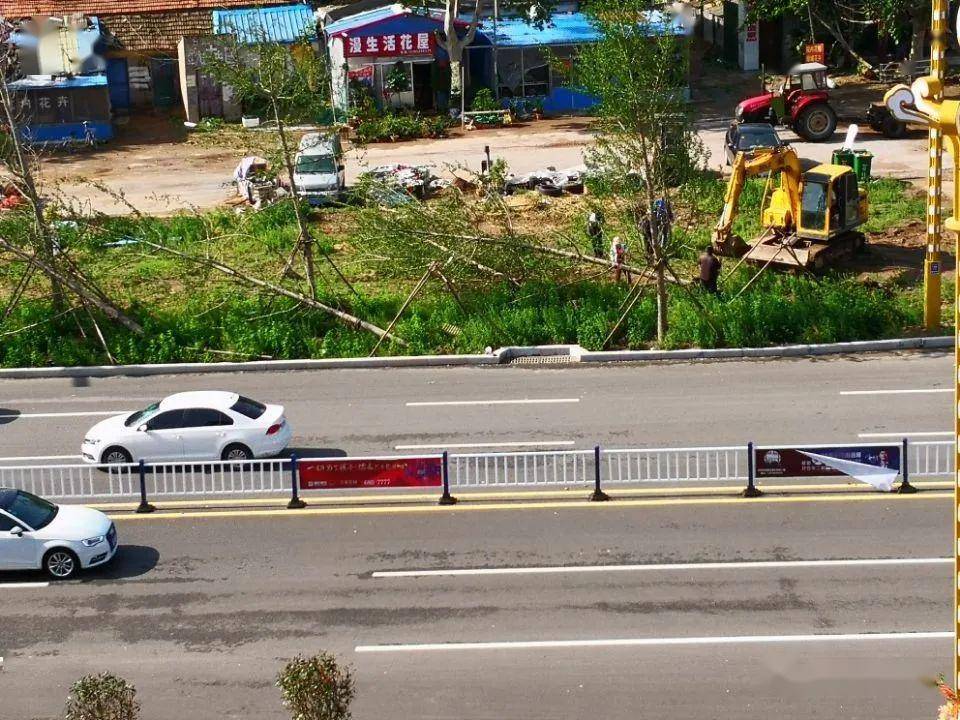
top-left (0, 488), bottom-right (117, 579)
top-left (81, 391), bottom-right (292, 465)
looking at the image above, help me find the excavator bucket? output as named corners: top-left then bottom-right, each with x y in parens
top-left (711, 233), bottom-right (749, 257)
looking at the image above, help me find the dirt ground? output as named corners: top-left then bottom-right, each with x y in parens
top-left (35, 66), bottom-right (948, 215)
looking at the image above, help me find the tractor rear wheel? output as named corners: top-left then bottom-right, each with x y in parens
top-left (794, 104), bottom-right (837, 142)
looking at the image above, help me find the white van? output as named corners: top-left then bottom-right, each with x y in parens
top-left (293, 132), bottom-right (345, 204)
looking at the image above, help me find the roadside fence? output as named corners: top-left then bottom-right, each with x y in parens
top-left (0, 439), bottom-right (952, 511)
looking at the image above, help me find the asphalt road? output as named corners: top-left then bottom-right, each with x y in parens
top-left (0, 350), bottom-right (953, 462)
top-left (0, 494), bottom-right (953, 720)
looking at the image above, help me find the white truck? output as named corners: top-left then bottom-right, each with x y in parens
top-left (292, 132), bottom-right (345, 205)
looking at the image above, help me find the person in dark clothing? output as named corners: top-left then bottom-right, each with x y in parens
top-left (699, 245), bottom-right (721, 294)
top-left (586, 211), bottom-right (604, 258)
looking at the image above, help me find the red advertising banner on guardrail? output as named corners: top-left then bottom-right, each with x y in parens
top-left (299, 457), bottom-right (442, 490)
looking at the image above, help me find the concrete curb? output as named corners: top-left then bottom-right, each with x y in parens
top-left (578, 336), bottom-right (955, 363)
top-left (0, 337), bottom-right (951, 379)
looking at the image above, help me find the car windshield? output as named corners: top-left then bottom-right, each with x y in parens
top-left (296, 154), bottom-right (337, 174)
top-left (230, 395), bottom-right (266, 419)
top-left (1, 490), bottom-right (57, 530)
top-left (125, 402), bottom-right (160, 427)
top-left (737, 127), bottom-right (780, 149)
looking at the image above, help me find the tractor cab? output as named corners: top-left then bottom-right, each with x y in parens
top-left (735, 62), bottom-right (838, 142)
top-left (782, 63), bottom-right (832, 94)
top-left (797, 165), bottom-right (866, 240)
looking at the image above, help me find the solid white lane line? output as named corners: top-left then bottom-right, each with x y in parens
top-left (858, 431), bottom-right (953, 438)
top-left (395, 441), bottom-right (577, 450)
top-left (406, 398), bottom-right (580, 407)
top-left (0, 454), bottom-right (82, 462)
top-left (356, 631), bottom-right (952, 653)
top-left (0, 410), bottom-right (130, 419)
top-left (840, 389), bottom-right (951, 396)
top-left (0, 582), bottom-right (49, 589)
top-left (372, 557), bottom-right (952, 579)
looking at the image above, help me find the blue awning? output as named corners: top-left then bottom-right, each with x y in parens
top-left (213, 4), bottom-right (317, 44)
top-left (476, 11), bottom-right (684, 47)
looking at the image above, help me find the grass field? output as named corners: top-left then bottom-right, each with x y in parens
top-left (0, 176), bottom-right (937, 367)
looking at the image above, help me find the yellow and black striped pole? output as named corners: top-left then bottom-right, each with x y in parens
top-left (925, 0), bottom-right (948, 331)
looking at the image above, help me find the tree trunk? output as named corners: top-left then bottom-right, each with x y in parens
top-left (449, 57), bottom-right (464, 111)
top-left (654, 260), bottom-right (668, 344)
top-left (273, 102), bottom-right (318, 299)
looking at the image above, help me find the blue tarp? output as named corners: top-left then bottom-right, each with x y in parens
top-left (213, 4), bottom-right (316, 44)
top-left (8, 74), bottom-right (107, 90)
top-left (476, 10), bottom-right (683, 47)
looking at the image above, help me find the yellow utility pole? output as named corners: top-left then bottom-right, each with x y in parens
top-left (884, 0), bottom-right (960, 688)
top-left (925, 0), bottom-right (948, 330)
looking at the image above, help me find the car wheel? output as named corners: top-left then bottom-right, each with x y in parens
top-left (100, 446), bottom-right (132, 473)
top-left (44, 548), bottom-right (79, 580)
top-left (881, 115), bottom-right (907, 139)
top-left (795, 104), bottom-right (837, 142)
top-left (221, 444), bottom-right (253, 462)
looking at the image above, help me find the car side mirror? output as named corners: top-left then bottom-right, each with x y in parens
top-left (137, 424), bottom-right (148, 432)
top-left (9, 526), bottom-right (23, 537)
top-left (337, 164), bottom-right (345, 172)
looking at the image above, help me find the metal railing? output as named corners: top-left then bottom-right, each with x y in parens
top-left (0, 439), bottom-right (953, 506)
top-left (604, 446), bottom-right (746, 484)
top-left (910, 440), bottom-right (954, 477)
top-left (449, 449), bottom-right (592, 488)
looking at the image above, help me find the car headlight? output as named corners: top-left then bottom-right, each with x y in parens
top-left (82, 535), bottom-right (105, 547)
top-left (84, 437), bottom-right (101, 446)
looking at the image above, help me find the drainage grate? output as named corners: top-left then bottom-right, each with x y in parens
top-left (508, 354), bottom-right (578, 365)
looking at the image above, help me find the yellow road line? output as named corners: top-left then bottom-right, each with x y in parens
top-left (90, 480), bottom-right (953, 511)
top-left (109, 490), bottom-right (953, 522)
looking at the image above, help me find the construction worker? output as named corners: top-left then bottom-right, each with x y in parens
top-left (610, 236), bottom-right (630, 283)
top-left (586, 211), bottom-right (604, 258)
top-left (699, 245), bottom-right (721, 294)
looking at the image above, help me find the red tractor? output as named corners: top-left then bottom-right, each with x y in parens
top-left (734, 62), bottom-right (838, 142)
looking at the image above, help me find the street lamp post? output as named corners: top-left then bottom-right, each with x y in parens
top-left (924, 0), bottom-right (948, 331)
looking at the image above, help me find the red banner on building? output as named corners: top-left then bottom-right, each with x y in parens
top-left (299, 457), bottom-right (442, 490)
top-left (342, 31), bottom-right (435, 58)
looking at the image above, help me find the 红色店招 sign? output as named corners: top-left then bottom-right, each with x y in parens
top-left (754, 445), bottom-right (901, 491)
top-left (299, 457), bottom-right (442, 490)
top-left (804, 42), bottom-right (826, 64)
top-left (342, 31), bottom-right (435, 58)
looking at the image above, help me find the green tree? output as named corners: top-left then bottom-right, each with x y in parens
top-left (277, 652), bottom-right (355, 720)
top-left (574, 0), bottom-right (706, 343)
top-left (64, 673), bottom-right (139, 720)
top-left (202, 28), bottom-right (339, 299)
top-left (746, 0), bottom-right (930, 69)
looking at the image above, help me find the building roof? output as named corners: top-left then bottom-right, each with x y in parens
top-left (100, 10), bottom-right (213, 51)
top-left (213, 4), bottom-right (316, 43)
top-left (476, 10), bottom-right (683, 47)
top-left (323, 3), bottom-right (454, 36)
top-left (8, 73), bottom-right (108, 89)
top-left (0, 0), bottom-right (289, 19)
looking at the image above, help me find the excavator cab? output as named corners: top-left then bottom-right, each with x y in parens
top-left (796, 166), bottom-right (866, 240)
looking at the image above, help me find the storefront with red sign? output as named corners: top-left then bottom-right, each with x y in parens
top-left (324, 6), bottom-right (469, 112)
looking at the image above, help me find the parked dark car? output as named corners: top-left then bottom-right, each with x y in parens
top-left (724, 122), bottom-right (787, 165)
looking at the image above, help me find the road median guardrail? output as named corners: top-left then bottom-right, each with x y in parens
top-left (0, 438), bottom-right (951, 512)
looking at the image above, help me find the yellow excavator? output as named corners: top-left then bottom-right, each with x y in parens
top-left (712, 146), bottom-right (869, 270)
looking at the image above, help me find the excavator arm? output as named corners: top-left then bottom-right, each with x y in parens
top-left (712, 147), bottom-right (804, 253)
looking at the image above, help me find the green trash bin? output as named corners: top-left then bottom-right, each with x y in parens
top-left (852, 150), bottom-right (874, 182)
top-left (831, 148), bottom-right (854, 167)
